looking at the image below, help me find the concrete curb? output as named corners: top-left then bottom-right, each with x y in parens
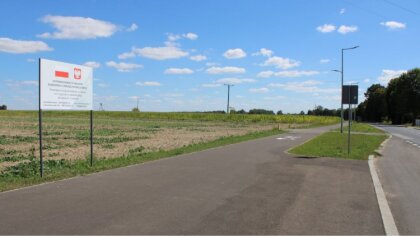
top-left (369, 154), bottom-right (399, 236)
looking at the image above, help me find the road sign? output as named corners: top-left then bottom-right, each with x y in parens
top-left (40, 59), bottom-right (93, 110)
top-left (38, 58), bottom-right (94, 177)
top-left (342, 85), bottom-right (358, 104)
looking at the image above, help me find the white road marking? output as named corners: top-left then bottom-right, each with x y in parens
top-left (276, 136), bottom-right (300, 141)
top-left (369, 155), bottom-right (399, 235)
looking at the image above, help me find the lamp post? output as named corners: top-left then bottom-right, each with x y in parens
top-left (224, 84), bottom-right (234, 114)
top-left (333, 46), bottom-right (359, 133)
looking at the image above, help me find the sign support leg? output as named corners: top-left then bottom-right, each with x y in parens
top-left (348, 103), bottom-right (351, 156)
top-left (90, 110), bottom-right (93, 166)
top-left (38, 58), bottom-right (43, 177)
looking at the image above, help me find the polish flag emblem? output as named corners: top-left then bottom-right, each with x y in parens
top-left (55, 70), bottom-right (69, 78)
top-left (74, 68), bottom-right (82, 80)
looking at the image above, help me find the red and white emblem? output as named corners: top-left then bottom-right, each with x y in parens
top-left (74, 68), bottom-right (82, 80)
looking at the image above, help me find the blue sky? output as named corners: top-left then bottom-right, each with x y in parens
top-left (0, 0), bottom-right (419, 112)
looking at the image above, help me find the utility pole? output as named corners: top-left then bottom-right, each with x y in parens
top-left (136, 97), bottom-right (139, 110)
top-left (224, 84), bottom-right (233, 114)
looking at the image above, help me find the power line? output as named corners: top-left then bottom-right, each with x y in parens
top-left (344, 0), bottom-right (389, 20)
top-left (382, 0), bottom-right (420, 16)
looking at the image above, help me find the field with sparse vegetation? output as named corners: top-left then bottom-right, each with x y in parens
top-left (0, 110), bottom-right (339, 191)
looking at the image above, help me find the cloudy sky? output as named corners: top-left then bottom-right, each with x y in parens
top-left (0, 0), bottom-right (418, 112)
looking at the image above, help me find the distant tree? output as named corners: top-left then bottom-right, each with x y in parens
top-left (306, 105), bottom-right (339, 117)
top-left (356, 101), bottom-right (366, 121)
top-left (364, 84), bottom-right (387, 122)
top-left (132, 107), bottom-right (140, 112)
top-left (299, 110), bottom-right (305, 115)
top-left (236, 109), bottom-right (247, 114)
top-left (249, 108), bottom-right (275, 115)
top-left (277, 110), bottom-right (283, 115)
top-left (0, 105), bottom-right (7, 110)
top-left (386, 68), bottom-right (420, 124)
top-left (203, 110), bottom-right (226, 114)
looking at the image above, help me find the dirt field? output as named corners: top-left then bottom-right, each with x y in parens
top-left (0, 112), bottom-right (291, 171)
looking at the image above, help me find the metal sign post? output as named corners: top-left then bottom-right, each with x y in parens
top-left (38, 58), bottom-right (43, 177)
top-left (342, 85), bottom-right (358, 157)
top-left (90, 110), bottom-right (93, 166)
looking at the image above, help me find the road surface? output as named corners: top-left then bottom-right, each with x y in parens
top-left (0, 125), bottom-right (384, 235)
top-left (374, 124), bottom-right (420, 235)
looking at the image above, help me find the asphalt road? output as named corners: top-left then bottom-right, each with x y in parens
top-left (374, 125), bottom-right (420, 235)
top-left (0, 125), bottom-right (384, 235)
top-left (376, 124), bottom-right (420, 146)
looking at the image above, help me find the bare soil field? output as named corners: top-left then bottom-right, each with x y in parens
top-left (0, 112), bottom-right (295, 171)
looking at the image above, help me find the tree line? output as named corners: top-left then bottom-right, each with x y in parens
top-left (357, 68), bottom-right (420, 124)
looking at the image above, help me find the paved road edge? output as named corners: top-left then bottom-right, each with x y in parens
top-left (369, 154), bottom-right (399, 235)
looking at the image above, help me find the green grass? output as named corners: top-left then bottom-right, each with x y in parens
top-left (0, 129), bottom-right (284, 192)
top-left (333, 122), bottom-right (385, 134)
top-left (288, 132), bottom-right (387, 160)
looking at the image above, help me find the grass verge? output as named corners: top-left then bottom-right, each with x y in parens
top-left (0, 129), bottom-right (284, 192)
top-left (333, 122), bottom-right (385, 134)
top-left (288, 131), bottom-right (387, 160)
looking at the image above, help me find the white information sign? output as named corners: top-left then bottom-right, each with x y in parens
top-left (40, 59), bottom-right (93, 110)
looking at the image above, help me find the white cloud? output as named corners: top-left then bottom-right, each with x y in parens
top-left (320, 59), bottom-right (330, 64)
top-left (38, 15), bottom-right (118, 39)
top-left (249, 87), bottom-right (269, 93)
top-left (263, 96), bottom-right (285, 100)
top-left (98, 83), bottom-right (109, 88)
top-left (106, 61), bottom-right (143, 72)
top-left (206, 66), bottom-right (246, 74)
top-left (258, 70), bottom-right (319, 78)
top-left (5, 80), bottom-right (38, 87)
top-left (223, 48), bottom-right (247, 59)
top-left (83, 61), bottom-right (101, 68)
top-left (26, 58), bottom-right (36, 62)
top-left (190, 54), bottom-right (207, 61)
top-left (118, 51), bottom-right (136, 60)
top-left (127, 23), bottom-right (138, 32)
top-left (275, 70), bottom-right (319, 77)
top-left (261, 56), bottom-right (300, 69)
top-left (269, 80), bottom-right (338, 94)
top-left (363, 78), bottom-right (370, 83)
top-left (252, 48), bottom-right (273, 57)
top-left (257, 71), bottom-right (275, 78)
top-left (377, 69), bottom-right (406, 84)
top-left (316, 24), bottom-right (336, 33)
top-left (340, 8), bottom-right (346, 14)
top-left (205, 62), bottom-right (218, 67)
top-left (337, 25), bottom-right (358, 34)
top-left (164, 93), bottom-right (184, 97)
top-left (164, 68), bottom-right (194, 74)
top-left (94, 95), bottom-right (118, 102)
top-left (166, 32), bottom-right (198, 44)
top-left (0, 37), bottom-right (52, 54)
top-left (380, 21), bottom-right (406, 30)
top-left (215, 78), bottom-right (256, 85)
top-left (202, 83), bottom-right (222, 88)
top-left (182, 32), bottom-right (198, 40)
top-left (135, 81), bottom-right (161, 86)
top-left (134, 46), bottom-right (188, 60)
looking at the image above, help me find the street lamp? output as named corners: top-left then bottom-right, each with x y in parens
top-left (224, 84), bottom-right (234, 114)
top-left (336, 46), bottom-right (359, 133)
